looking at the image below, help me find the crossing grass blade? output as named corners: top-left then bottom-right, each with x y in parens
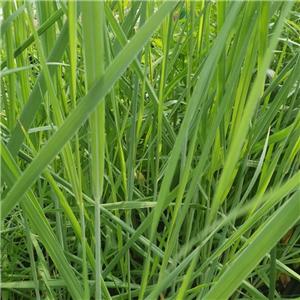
top-left (1, 1), bottom-right (299, 299)
top-left (203, 191), bottom-right (300, 300)
top-left (1, 141), bottom-right (85, 299)
top-left (1, 1), bottom-right (178, 221)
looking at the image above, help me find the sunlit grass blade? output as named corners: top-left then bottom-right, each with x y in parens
top-left (208, 1), bottom-right (295, 224)
top-left (1, 1), bottom-right (178, 221)
top-left (1, 1), bottom-right (299, 298)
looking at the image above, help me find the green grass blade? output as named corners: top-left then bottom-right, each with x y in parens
top-left (203, 190), bottom-right (300, 300)
top-left (1, 141), bottom-right (84, 299)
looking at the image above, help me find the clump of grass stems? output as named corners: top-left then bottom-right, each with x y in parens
top-left (1, 1), bottom-right (300, 299)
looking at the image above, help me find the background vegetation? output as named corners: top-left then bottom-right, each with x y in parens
top-left (1, 1), bottom-right (300, 299)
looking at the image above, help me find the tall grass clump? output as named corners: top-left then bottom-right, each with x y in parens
top-left (1, 1), bottom-right (300, 299)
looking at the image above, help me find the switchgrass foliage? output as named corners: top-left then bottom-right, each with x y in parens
top-left (1, 1), bottom-right (300, 299)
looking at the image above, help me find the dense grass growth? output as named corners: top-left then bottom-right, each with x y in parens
top-left (1, 1), bottom-right (300, 299)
